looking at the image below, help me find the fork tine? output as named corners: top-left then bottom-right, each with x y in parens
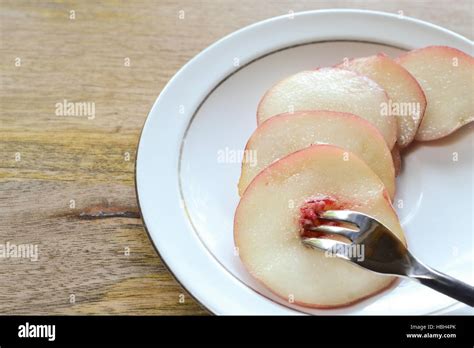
top-left (301, 237), bottom-right (343, 251)
top-left (306, 225), bottom-right (358, 241)
top-left (319, 210), bottom-right (373, 229)
top-left (301, 238), bottom-right (351, 261)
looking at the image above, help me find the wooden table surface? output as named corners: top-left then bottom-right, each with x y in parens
top-left (0, 0), bottom-right (471, 315)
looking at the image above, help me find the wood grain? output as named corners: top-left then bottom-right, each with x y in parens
top-left (0, 0), bottom-right (471, 314)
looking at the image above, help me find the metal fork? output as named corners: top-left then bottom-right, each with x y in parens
top-left (301, 210), bottom-right (474, 307)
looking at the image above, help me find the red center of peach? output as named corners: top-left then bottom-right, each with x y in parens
top-left (299, 196), bottom-right (342, 238)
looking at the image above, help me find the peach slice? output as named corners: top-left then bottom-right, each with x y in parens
top-left (234, 145), bottom-right (406, 308)
top-left (396, 46), bottom-right (474, 141)
top-left (391, 145), bottom-right (402, 177)
top-left (238, 111), bottom-right (396, 199)
top-left (337, 54), bottom-right (426, 148)
top-left (256, 68), bottom-right (397, 149)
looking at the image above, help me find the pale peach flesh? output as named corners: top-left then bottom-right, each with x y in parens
top-left (238, 110), bottom-right (396, 199)
top-left (337, 53), bottom-right (426, 148)
top-left (396, 46), bottom-right (474, 141)
top-left (257, 68), bottom-right (397, 149)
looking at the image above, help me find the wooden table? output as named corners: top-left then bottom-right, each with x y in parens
top-left (0, 0), bottom-right (471, 315)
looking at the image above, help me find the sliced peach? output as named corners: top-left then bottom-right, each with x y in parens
top-left (238, 111), bottom-right (396, 199)
top-left (234, 145), bottom-right (406, 308)
top-left (396, 46), bottom-right (474, 141)
top-left (337, 54), bottom-right (426, 148)
top-left (256, 68), bottom-right (397, 149)
top-left (391, 145), bottom-right (402, 177)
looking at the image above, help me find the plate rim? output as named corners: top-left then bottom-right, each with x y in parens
top-left (135, 9), bottom-right (473, 315)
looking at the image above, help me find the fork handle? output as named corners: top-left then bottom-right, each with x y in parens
top-left (409, 258), bottom-right (474, 307)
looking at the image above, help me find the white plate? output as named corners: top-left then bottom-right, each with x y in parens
top-left (136, 9), bottom-right (474, 315)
